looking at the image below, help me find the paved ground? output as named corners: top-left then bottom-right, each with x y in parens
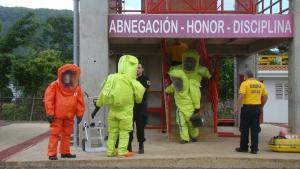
top-left (0, 122), bottom-right (49, 152)
top-left (0, 121), bottom-right (10, 127)
top-left (1, 123), bottom-right (300, 168)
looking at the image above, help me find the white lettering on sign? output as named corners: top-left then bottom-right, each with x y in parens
top-left (109, 18), bottom-right (178, 34)
top-left (108, 15), bottom-right (293, 38)
top-left (233, 19), bottom-right (292, 34)
top-left (186, 20), bottom-right (225, 34)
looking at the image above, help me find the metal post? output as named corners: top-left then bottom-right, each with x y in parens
top-left (233, 56), bottom-right (238, 127)
top-left (73, 0), bottom-right (80, 147)
top-left (288, 0), bottom-right (300, 133)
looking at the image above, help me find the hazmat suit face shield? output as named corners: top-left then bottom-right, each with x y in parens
top-left (61, 70), bottom-right (76, 87)
top-left (183, 57), bottom-right (197, 72)
top-left (170, 76), bottom-right (183, 91)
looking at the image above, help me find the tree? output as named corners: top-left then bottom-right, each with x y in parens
top-left (0, 12), bottom-right (40, 53)
top-left (218, 58), bottom-right (234, 117)
top-left (0, 54), bottom-right (13, 116)
top-left (12, 49), bottom-right (63, 120)
top-left (45, 16), bottom-right (73, 60)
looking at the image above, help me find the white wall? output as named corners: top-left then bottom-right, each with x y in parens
top-left (262, 78), bottom-right (288, 123)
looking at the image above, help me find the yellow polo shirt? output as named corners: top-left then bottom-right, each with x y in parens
top-left (168, 42), bottom-right (189, 63)
top-left (239, 78), bottom-right (268, 105)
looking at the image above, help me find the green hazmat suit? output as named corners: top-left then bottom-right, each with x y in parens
top-left (165, 69), bottom-right (199, 141)
top-left (171, 49), bottom-right (211, 110)
top-left (96, 55), bottom-right (145, 156)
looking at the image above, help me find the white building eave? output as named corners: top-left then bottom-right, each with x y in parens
top-left (257, 70), bottom-right (288, 78)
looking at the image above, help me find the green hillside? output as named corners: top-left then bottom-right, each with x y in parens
top-left (0, 6), bottom-right (72, 34)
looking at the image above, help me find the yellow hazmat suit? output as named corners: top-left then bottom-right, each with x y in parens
top-left (96, 55), bottom-right (145, 157)
top-left (166, 69), bottom-right (199, 141)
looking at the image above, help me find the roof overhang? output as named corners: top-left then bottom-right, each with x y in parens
top-left (258, 70), bottom-right (288, 78)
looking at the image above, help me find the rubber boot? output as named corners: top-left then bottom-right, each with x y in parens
top-left (128, 143), bottom-right (132, 152)
top-left (138, 142), bottom-right (144, 154)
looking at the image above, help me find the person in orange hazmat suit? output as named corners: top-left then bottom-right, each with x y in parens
top-left (44, 64), bottom-right (85, 160)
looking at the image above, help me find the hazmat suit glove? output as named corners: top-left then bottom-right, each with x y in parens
top-left (91, 106), bottom-right (100, 119)
top-left (194, 109), bottom-right (200, 114)
top-left (77, 117), bottom-right (82, 124)
top-left (47, 115), bottom-right (55, 124)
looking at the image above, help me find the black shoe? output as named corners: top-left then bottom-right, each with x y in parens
top-left (250, 150), bottom-right (258, 154)
top-left (180, 140), bottom-right (189, 144)
top-left (191, 138), bottom-right (198, 142)
top-left (235, 147), bottom-right (248, 153)
top-left (138, 148), bottom-right (144, 154)
top-left (61, 154), bottom-right (76, 158)
top-left (138, 142), bottom-right (144, 154)
top-left (49, 156), bottom-right (58, 160)
top-left (128, 144), bottom-right (132, 152)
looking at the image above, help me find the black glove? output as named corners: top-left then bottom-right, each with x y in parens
top-left (91, 106), bottom-right (100, 119)
top-left (47, 115), bottom-right (55, 124)
top-left (194, 109), bottom-right (200, 114)
top-left (77, 117), bottom-right (82, 124)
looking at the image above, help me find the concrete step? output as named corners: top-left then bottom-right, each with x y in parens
top-left (3, 156), bottom-right (300, 169)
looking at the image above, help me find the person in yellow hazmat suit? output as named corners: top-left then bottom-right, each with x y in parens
top-left (91, 55), bottom-right (145, 157)
top-left (181, 49), bottom-right (211, 114)
top-left (169, 49), bottom-right (211, 142)
top-left (165, 69), bottom-right (199, 144)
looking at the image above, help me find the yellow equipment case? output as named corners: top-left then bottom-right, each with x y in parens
top-left (269, 136), bottom-right (300, 153)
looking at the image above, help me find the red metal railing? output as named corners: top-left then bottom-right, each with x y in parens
top-left (198, 39), bottom-right (220, 134)
top-left (256, 0), bottom-right (290, 14)
top-left (145, 90), bottom-right (166, 131)
top-left (161, 39), bottom-right (172, 136)
top-left (145, 0), bottom-right (256, 14)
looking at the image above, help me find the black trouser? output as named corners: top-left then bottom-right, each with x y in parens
top-left (128, 103), bottom-right (148, 151)
top-left (239, 105), bottom-right (261, 151)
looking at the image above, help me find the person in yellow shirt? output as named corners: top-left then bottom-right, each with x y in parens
top-left (233, 70), bottom-right (268, 154)
top-left (168, 39), bottom-right (189, 66)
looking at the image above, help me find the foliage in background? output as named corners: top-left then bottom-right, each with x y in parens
top-left (219, 58), bottom-right (234, 102)
top-left (0, 12), bottom-right (40, 53)
top-left (0, 6), bottom-right (72, 35)
top-left (0, 7), bottom-right (72, 121)
top-left (218, 58), bottom-right (234, 118)
top-left (0, 54), bottom-right (13, 99)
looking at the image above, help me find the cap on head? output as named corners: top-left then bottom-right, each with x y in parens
top-left (244, 70), bottom-right (254, 78)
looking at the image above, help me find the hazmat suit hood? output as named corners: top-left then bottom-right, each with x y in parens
top-left (117, 55), bottom-right (139, 79)
top-left (57, 64), bottom-right (80, 94)
top-left (182, 49), bottom-right (200, 73)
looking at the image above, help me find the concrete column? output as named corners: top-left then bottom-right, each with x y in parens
top-left (288, 0), bottom-right (300, 133)
top-left (79, 0), bottom-right (109, 98)
top-left (236, 54), bottom-right (258, 83)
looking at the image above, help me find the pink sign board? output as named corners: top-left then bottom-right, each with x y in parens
top-left (108, 14), bottom-right (293, 38)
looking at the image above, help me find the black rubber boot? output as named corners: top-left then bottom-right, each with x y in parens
top-left (138, 142), bottom-right (144, 154)
top-left (49, 156), bottom-right (58, 160)
top-left (235, 147), bottom-right (248, 153)
top-left (180, 140), bottom-right (189, 144)
top-left (61, 154), bottom-right (76, 158)
top-left (128, 143), bottom-right (133, 152)
top-left (191, 137), bottom-right (198, 142)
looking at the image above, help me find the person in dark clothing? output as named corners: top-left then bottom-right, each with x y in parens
top-left (233, 70), bottom-right (268, 154)
top-left (128, 63), bottom-right (150, 154)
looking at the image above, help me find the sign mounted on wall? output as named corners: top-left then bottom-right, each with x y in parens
top-left (108, 14), bottom-right (293, 38)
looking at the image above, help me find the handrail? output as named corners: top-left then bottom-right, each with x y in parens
top-left (145, 0), bottom-right (256, 14)
top-left (256, 0), bottom-right (290, 14)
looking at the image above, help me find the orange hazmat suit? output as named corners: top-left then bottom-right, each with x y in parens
top-left (44, 64), bottom-right (85, 157)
